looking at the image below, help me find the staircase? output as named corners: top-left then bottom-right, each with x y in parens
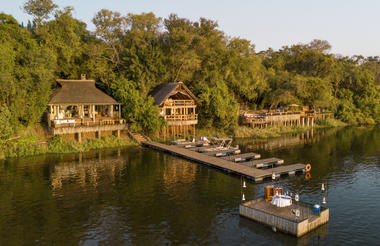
top-left (129, 131), bottom-right (151, 144)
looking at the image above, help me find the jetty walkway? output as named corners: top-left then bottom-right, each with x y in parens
top-left (142, 141), bottom-right (305, 182)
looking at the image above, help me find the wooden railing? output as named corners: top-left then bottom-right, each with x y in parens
top-left (164, 114), bottom-right (198, 121)
top-left (164, 100), bottom-right (194, 106)
top-left (52, 117), bottom-right (126, 128)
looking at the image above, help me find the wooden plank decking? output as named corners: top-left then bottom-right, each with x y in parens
top-left (221, 152), bottom-right (261, 162)
top-left (239, 158), bottom-right (284, 168)
top-left (203, 149), bottom-right (241, 157)
top-left (142, 141), bottom-right (305, 182)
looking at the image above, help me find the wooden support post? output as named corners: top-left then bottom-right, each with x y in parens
top-left (77, 132), bottom-right (82, 143)
top-left (311, 118), bottom-right (314, 128)
top-left (110, 104), bottom-right (114, 117)
top-left (117, 129), bottom-right (120, 138)
top-left (48, 106), bottom-right (52, 127)
top-left (55, 106), bottom-right (58, 119)
top-left (97, 131), bottom-right (101, 139)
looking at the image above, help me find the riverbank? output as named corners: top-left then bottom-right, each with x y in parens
top-left (234, 118), bottom-right (347, 138)
top-left (0, 125), bottom-right (137, 160)
top-left (0, 118), bottom-right (347, 159)
top-left (197, 118), bottom-right (348, 139)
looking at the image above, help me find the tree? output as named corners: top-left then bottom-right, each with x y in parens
top-left (0, 13), bottom-right (54, 129)
top-left (36, 7), bottom-right (91, 78)
top-left (0, 105), bottom-right (13, 140)
top-left (163, 14), bottom-right (201, 82)
top-left (120, 12), bottom-right (167, 97)
top-left (23, 0), bottom-right (57, 27)
top-left (195, 80), bottom-right (239, 132)
top-left (111, 79), bottom-right (166, 134)
top-left (93, 9), bottom-right (126, 65)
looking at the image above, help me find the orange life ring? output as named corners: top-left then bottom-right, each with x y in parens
top-left (305, 172), bottom-right (311, 180)
top-left (305, 163), bottom-right (311, 172)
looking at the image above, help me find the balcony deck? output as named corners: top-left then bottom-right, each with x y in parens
top-left (164, 114), bottom-right (198, 126)
top-left (163, 100), bottom-right (195, 107)
top-left (50, 117), bottom-right (127, 135)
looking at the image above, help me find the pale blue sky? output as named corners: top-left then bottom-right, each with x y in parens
top-left (2, 0), bottom-right (380, 56)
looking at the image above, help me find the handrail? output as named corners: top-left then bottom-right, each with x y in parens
top-left (164, 100), bottom-right (195, 106)
top-left (52, 118), bottom-right (125, 128)
top-left (164, 114), bottom-right (198, 121)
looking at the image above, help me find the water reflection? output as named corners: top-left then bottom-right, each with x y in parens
top-left (0, 126), bottom-right (379, 245)
top-left (50, 152), bottom-right (126, 191)
top-left (235, 128), bottom-right (338, 152)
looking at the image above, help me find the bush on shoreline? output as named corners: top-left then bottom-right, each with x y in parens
top-left (0, 135), bottom-right (136, 160)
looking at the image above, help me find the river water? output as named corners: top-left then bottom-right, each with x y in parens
top-left (0, 126), bottom-right (379, 245)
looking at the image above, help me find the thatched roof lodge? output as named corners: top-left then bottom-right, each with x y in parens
top-left (151, 82), bottom-right (198, 138)
top-left (47, 74), bottom-right (127, 141)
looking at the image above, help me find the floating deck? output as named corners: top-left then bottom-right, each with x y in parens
top-left (221, 152), bottom-right (261, 162)
top-left (175, 142), bottom-right (209, 148)
top-left (142, 141), bottom-right (305, 182)
top-left (203, 149), bottom-right (241, 157)
top-left (239, 158), bottom-right (284, 169)
top-left (240, 198), bottom-right (329, 237)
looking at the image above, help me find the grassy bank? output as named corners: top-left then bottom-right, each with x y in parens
top-left (0, 132), bottom-right (136, 160)
top-left (152, 118), bottom-right (348, 143)
top-left (234, 118), bottom-right (347, 139)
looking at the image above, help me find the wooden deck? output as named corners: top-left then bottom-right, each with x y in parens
top-left (203, 149), bottom-right (241, 157)
top-left (142, 141), bottom-right (305, 182)
top-left (240, 198), bottom-right (329, 237)
top-left (50, 123), bottom-right (128, 135)
top-left (221, 152), bottom-right (261, 162)
top-left (239, 158), bottom-right (284, 169)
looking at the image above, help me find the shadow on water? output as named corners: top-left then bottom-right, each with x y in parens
top-left (0, 126), bottom-right (379, 245)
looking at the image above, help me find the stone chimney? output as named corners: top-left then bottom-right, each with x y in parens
top-left (81, 74), bottom-right (86, 80)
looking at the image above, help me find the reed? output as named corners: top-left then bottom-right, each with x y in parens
top-left (0, 135), bottom-right (136, 159)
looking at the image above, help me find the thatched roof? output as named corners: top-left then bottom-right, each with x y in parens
top-left (150, 82), bottom-right (197, 106)
top-left (49, 78), bottom-right (118, 105)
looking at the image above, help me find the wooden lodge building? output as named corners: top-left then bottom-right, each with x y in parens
top-left (47, 74), bottom-right (127, 142)
top-left (151, 82), bottom-right (198, 138)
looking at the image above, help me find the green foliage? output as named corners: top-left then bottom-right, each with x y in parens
top-left (196, 80), bottom-right (239, 132)
top-left (0, 105), bottom-right (13, 140)
top-left (316, 118), bottom-right (347, 128)
top-left (0, 2), bottom-right (379, 146)
top-left (234, 125), bottom-right (311, 139)
top-left (23, 0), bottom-right (57, 26)
top-left (1, 135), bottom-right (135, 159)
top-left (0, 13), bottom-right (54, 130)
top-left (111, 79), bottom-right (166, 134)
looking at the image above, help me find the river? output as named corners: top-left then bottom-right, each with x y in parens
top-left (0, 126), bottom-right (379, 245)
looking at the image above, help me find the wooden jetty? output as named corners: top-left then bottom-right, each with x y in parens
top-left (173, 141), bottom-right (209, 148)
top-left (142, 141), bottom-right (305, 182)
top-left (221, 152), bottom-right (261, 162)
top-left (204, 149), bottom-right (241, 157)
top-left (187, 146), bottom-right (237, 153)
top-left (239, 158), bottom-right (284, 169)
top-left (240, 198), bottom-right (329, 237)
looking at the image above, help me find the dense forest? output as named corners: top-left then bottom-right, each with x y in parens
top-left (0, 0), bottom-right (379, 139)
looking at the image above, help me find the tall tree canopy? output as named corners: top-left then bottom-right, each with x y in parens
top-left (0, 0), bottom-right (378, 138)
